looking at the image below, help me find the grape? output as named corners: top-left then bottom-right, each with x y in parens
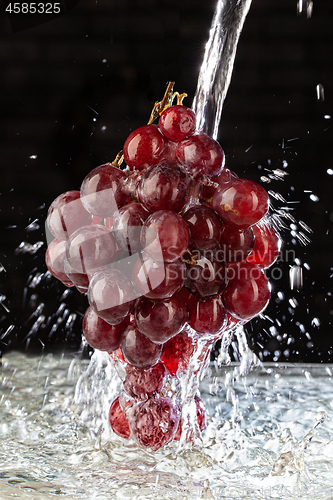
top-left (128, 396), bottom-right (180, 451)
top-left (44, 85), bottom-right (276, 453)
top-left (176, 132), bottom-right (224, 179)
top-left (159, 105), bottom-right (196, 142)
top-left (160, 330), bottom-right (195, 376)
top-left (195, 394), bottom-right (206, 431)
top-left (45, 238), bottom-right (73, 287)
top-left (134, 293), bottom-right (188, 343)
top-left (123, 362), bottom-right (166, 400)
top-left (88, 268), bottom-right (135, 325)
top-left (109, 396), bottom-right (131, 439)
top-left (219, 224), bottom-right (255, 263)
top-left (188, 294), bottom-right (227, 335)
top-left (123, 124), bottom-right (166, 170)
top-left (200, 167), bottom-right (238, 201)
top-left (80, 163), bottom-right (130, 217)
top-left (138, 162), bottom-right (190, 213)
top-left (66, 224), bottom-right (116, 274)
top-left (213, 178), bottom-right (269, 228)
top-left (183, 205), bottom-right (223, 251)
top-left (82, 306), bottom-right (130, 351)
top-left (247, 222), bottom-right (281, 269)
top-left (121, 322), bottom-right (163, 369)
top-left (186, 252), bottom-right (226, 299)
top-left (223, 261), bottom-right (271, 321)
top-left (109, 249), bottom-right (141, 281)
top-left (47, 191), bottom-right (93, 241)
top-left (110, 202), bottom-right (150, 255)
top-left (63, 258), bottom-right (89, 293)
top-left (141, 210), bottom-right (190, 263)
top-left (132, 254), bottom-right (186, 300)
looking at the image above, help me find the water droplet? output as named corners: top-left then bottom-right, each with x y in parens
top-left (289, 266), bottom-right (303, 290)
top-left (0, 324), bottom-right (14, 340)
top-left (15, 241), bottom-right (44, 255)
top-left (29, 155), bottom-right (37, 159)
top-left (316, 83), bottom-right (325, 101)
top-left (25, 219), bottom-right (40, 232)
top-left (310, 194), bottom-right (319, 202)
top-left (327, 168), bottom-right (333, 175)
top-left (289, 298), bottom-right (299, 308)
top-left (311, 317), bottom-right (320, 327)
top-left (0, 295), bottom-right (10, 312)
top-left (299, 221), bottom-right (312, 233)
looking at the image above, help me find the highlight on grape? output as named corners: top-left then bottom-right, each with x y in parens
top-left (44, 83), bottom-right (281, 450)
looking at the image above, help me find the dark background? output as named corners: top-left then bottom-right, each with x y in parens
top-left (0, 0), bottom-right (332, 361)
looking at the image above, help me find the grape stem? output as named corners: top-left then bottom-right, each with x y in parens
top-left (112, 81), bottom-right (187, 169)
top-left (182, 248), bottom-right (198, 266)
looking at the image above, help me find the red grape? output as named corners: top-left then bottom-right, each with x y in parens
top-left (183, 205), bottom-right (223, 251)
top-left (66, 224), bottom-right (116, 274)
top-left (80, 163), bottom-right (130, 218)
top-left (176, 132), bottom-right (224, 179)
top-left (247, 222), bottom-right (281, 269)
top-left (123, 124), bottom-right (166, 170)
top-left (138, 162), bottom-right (190, 213)
top-left (88, 268), bottom-right (135, 325)
top-left (200, 167), bottom-right (238, 201)
top-left (82, 306), bottom-right (130, 351)
top-left (109, 396), bottom-right (130, 439)
top-left (121, 323), bottom-right (163, 369)
top-left (123, 362), bottom-right (166, 400)
top-left (188, 294), bottom-right (227, 336)
top-left (160, 330), bottom-right (195, 376)
top-left (63, 258), bottom-right (89, 293)
top-left (132, 254), bottom-right (186, 300)
top-left (219, 224), bottom-right (255, 263)
top-left (213, 178), bottom-right (269, 229)
top-left (159, 105), bottom-right (196, 142)
top-left (141, 210), bottom-right (190, 263)
top-left (134, 293), bottom-right (188, 343)
top-left (128, 396), bottom-right (180, 451)
top-left (47, 191), bottom-right (92, 241)
top-left (110, 202), bottom-right (150, 255)
top-left (223, 261), bottom-right (271, 321)
top-left (45, 238), bottom-right (73, 286)
top-left (186, 253), bottom-right (226, 299)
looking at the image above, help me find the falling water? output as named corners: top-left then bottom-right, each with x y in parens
top-left (192, 0), bottom-right (252, 138)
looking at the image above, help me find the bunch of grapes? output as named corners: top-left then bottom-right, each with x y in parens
top-left (45, 84), bottom-right (281, 451)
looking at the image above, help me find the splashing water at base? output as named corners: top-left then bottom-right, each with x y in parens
top-left (1, 351), bottom-right (332, 500)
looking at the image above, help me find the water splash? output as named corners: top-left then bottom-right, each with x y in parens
top-left (15, 241), bottom-right (44, 255)
top-left (271, 411), bottom-right (327, 476)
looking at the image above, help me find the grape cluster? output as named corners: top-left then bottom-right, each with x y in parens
top-left (45, 89), bottom-right (281, 451)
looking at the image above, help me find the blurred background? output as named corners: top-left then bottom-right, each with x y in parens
top-left (0, 0), bottom-right (332, 361)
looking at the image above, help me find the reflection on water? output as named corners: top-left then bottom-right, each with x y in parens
top-left (1, 352), bottom-right (333, 499)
